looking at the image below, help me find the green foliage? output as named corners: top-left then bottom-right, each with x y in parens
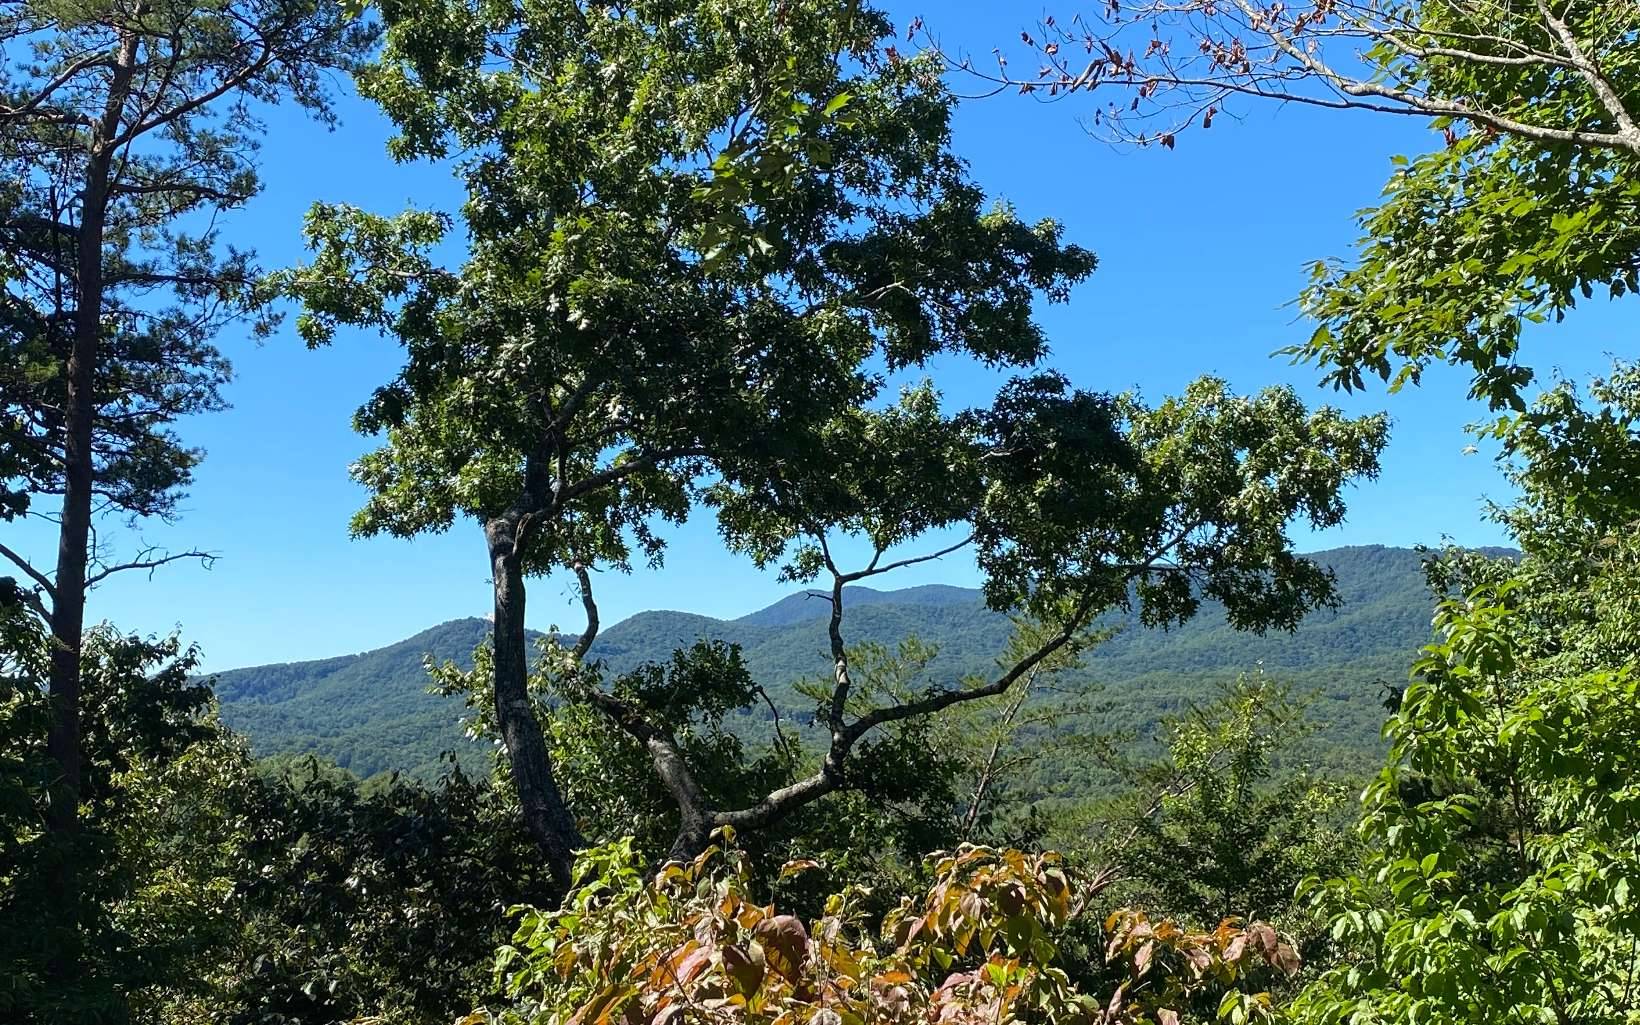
top-left (0, 609), bottom-right (553, 1024)
top-left (0, 0), bottom-right (375, 539)
top-left (1285, 1), bottom-right (1640, 410)
top-left (1286, 367), bottom-right (1640, 1024)
top-left (194, 757), bottom-right (551, 1025)
top-left (1111, 679), bottom-right (1358, 937)
top-left (275, 0), bottom-right (1383, 879)
top-left (0, 623), bottom-right (217, 1021)
top-left (213, 616), bottom-right (499, 778)
top-left (473, 836), bottom-right (1300, 1025)
top-left (1287, 592), bottom-right (1640, 1025)
top-left (431, 637), bottom-right (964, 919)
top-left (12, 2), bottom-right (1637, 1024)
top-left (278, 0), bottom-right (1097, 567)
top-left (0, 579), bottom-right (48, 833)
top-left (273, 0), bottom-right (1138, 880)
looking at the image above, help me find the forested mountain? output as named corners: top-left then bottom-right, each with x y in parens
top-left (212, 545), bottom-right (1455, 778)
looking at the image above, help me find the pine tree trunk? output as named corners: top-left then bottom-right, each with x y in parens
top-left (42, 29), bottom-right (139, 985)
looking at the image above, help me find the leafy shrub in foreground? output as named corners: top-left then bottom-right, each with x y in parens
top-left (467, 835), bottom-right (1300, 1025)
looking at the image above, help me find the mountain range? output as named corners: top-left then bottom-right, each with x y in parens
top-left (211, 545), bottom-right (1460, 780)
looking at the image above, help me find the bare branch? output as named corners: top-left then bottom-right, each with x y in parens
top-left (929, 3), bottom-right (1640, 156)
top-left (960, 666), bottom-right (1040, 840)
top-left (84, 548), bottom-right (215, 588)
top-left (838, 533), bottom-right (975, 583)
top-left (1221, 0), bottom-right (1640, 153)
top-left (570, 560), bottom-right (599, 660)
top-left (841, 596), bottom-right (1095, 742)
top-left (714, 770), bottom-right (839, 833)
top-left (0, 541), bottom-right (58, 601)
top-left (752, 683), bottom-right (800, 769)
top-left (716, 589), bottom-right (1102, 836)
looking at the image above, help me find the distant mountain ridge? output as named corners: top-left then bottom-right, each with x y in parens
top-left (211, 545), bottom-right (1473, 779)
top-left (735, 583), bottom-right (980, 628)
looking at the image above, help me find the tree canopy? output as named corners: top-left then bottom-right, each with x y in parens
top-left (279, 0), bottom-right (1386, 886)
top-left (960, 0), bottom-right (1639, 409)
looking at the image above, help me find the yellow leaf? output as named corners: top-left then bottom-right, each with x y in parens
top-left (779, 858), bottom-right (822, 880)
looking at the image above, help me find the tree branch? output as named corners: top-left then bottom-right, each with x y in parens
top-left (113, 37), bottom-right (278, 148)
top-left (839, 533), bottom-right (975, 583)
top-left (570, 559), bottom-right (599, 661)
top-left (0, 49), bottom-right (110, 125)
top-left (9, 583), bottom-right (52, 624)
top-left (823, 556), bottom-right (851, 735)
top-left (840, 596), bottom-right (1095, 743)
top-left (107, 178), bottom-right (254, 205)
top-left (84, 548), bottom-right (215, 588)
top-left (717, 588), bottom-right (1101, 836)
top-left (582, 687), bottom-right (717, 860)
top-left (752, 683), bottom-right (799, 769)
top-left (1531, 0), bottom-right (1640, 145)
top-left (0, 541), bottom-right (58, 601)
top-left (939, 5), bottom-right (1640, 156)
top-left (554, 445), bottom-right (710, 509)
top-left (960, 666), bottom-right (1040, 840)
top-left (1223, 0), bottom-right (1640, 154)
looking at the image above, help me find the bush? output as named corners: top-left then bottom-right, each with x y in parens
top-left (469, 833), bottom-right (1300, 1025)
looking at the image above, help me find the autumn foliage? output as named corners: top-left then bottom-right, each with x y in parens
top-left (468, 832), bottom-right (1299, 1025)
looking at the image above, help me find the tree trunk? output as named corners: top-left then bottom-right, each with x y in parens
top-left (666, 816), bottom-right (715, 865)
top-left (650, 738), bottom-right (713, 864)
top-left (485, 516), bottom-right (583, 890)
top-left (42, 27), bottom-right (135, 988)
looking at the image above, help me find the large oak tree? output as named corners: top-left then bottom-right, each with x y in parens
top-left (282, 0), bottom-right (1387, 887)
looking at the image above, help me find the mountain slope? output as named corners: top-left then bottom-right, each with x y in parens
top-left (212, 545), bottom-right (1453, 779)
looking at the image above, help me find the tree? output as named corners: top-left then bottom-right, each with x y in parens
top-left (0, 612), bottom-right (549, 1023)
top-left (434, 635), bottom-right (969, 921)
top-left (1281, 366), bottom-right (1640, 1024)
top-left (281, 0), bottom-right (1387, 886)
top-left (192, 755), bottom-right (553, 1025)
top-left (0, 0), bottom-right (374, 948)
top-left (0, 620), bottom-right (218, 1020)
top-left (1091, 678), bottom-right (1356, 934)
top-left (943, 620), bottom-right (1105, 847)
top-left (278, 0), bottom-right (1099, 887)
top-left (942, 0), bottom-right (1640, 410)
top-left (587, 376), bottom-right (1386, 864)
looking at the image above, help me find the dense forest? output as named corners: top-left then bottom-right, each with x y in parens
top-left (212, 545), bottom-right (1446, 779)
top-left (3, 1), bottom-right (1639, 1024)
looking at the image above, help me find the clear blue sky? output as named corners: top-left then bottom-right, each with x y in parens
top-left (11, 2), bottom-right (1621, 671)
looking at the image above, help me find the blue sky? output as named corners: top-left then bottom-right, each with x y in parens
top-left (12, 2), bottom-right (1622, 671)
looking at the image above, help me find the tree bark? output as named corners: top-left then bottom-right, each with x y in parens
top-left (41, 20), bottom-right (138, 989)
top-left (485, 515), bottom-right (583, 890)
top-left (656, 737), bottom-right (714, 864)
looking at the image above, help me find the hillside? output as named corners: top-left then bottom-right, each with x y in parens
top-left (212, 545), bottom-right (1454, 779)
